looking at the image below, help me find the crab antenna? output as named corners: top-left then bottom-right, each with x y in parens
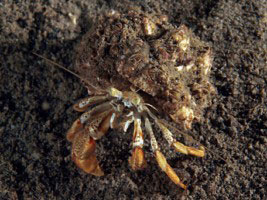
top-left (144, 103), bottom-right (158, 112)
top-left (32, 52), bottom-right (82, 79)
top-left (32, 52), bottom-right (101, 92)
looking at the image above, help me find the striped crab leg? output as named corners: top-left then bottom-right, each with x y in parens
top-left (156, 121), bottom-right (205, 157)
top-left (67, 101), bottom-right (113, 142)
top-left (128, 115), bottom-right (147, 170)
top-left (110, 110), bottom-right (147, 171)
top-left (73, 95), bottom-right (110, 112)
top-left (145, 117), bottom-right (187, 190)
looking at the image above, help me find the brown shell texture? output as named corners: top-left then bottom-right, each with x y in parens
top-left (75, 9), bottom-right (216, 128)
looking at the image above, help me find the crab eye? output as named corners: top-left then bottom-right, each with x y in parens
top-left (108, 87), bottom-right (123, 99)
top-left (132, 97), bottom-right (140, 106)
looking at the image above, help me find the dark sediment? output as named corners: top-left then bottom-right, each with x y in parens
top-left (0, 0), bottom-right (266, 199)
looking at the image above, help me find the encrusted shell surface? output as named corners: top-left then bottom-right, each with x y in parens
top-left (75, 9), bottom-right (215, 129)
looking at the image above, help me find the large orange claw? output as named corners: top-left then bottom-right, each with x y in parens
top-left (66, 119), bottom-right (83, 142)
top-left (72, 136), bottom-right (104, 176)
top-left (72, 153), bottom-right (104, 176)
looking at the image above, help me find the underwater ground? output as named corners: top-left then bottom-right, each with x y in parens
top-left (0, 0), bottom-right (266, 199)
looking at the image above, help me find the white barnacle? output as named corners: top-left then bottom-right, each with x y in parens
top-left (176, 65), bottom-right (184, 71)
top-left (185, 62), bottom-right (194, 71)
top-left (143, 17), bottom-right (157, 36)
top-left (179, 38), bottom-right (190, 51)
top-left (177, 106), bottom-right (194, 121)
top-left (172, 29), bottom-right (190, 51)
top-left (199, 49), bottom-right (212, 75)
top-left (68, 13), bottom-right (77, 25)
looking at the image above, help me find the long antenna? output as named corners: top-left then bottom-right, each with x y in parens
top-left (32, 52), bottom-right (102, 92)
top-left (32, 52), bottom-right (82, 80)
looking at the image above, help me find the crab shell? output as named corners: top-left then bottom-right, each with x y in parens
top-left (75, 9), bottom-right (216, 130)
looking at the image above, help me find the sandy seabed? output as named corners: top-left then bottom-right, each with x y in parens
top-left (0, 0), bottom-right (266, 199)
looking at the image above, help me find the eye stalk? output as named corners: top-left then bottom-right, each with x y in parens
top-left (122, 91), bottom-right (142, 108)
top-left (107, 88), bottom-right (142, 108)
top-left (108, 87), bottom-right (123, 99)
top-left (131, 94), bottom-right (141, 106)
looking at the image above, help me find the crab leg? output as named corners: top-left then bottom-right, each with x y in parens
top-left (66, 101), bottom-right (113, 142)
top-left (129, 115), bottom-right (147, 170)
top-left (109, 109), bottom-right (147, 170)
top-left (145, 117), bottom-right (187, 190)
top-left (79, 102), bottom-right (114, 124)
top-left (156, 121), bottom-right (205, 157)
top-left (119, 111), bottom-right (135, 132)
top-left (85, 110), bottom-right (113, 140)
top-left (73, 95), bottom-right (110, 112)
top-left (109, 112), bottom-right (118, 129)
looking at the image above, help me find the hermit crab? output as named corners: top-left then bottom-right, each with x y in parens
top-left (66, 86), bottom-right (206, 189)
top-left (36, 9), bottom-right (215, 190)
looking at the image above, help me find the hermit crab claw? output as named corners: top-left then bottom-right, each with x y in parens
top-left (71, 132), bottom-right (104, 176)
top-left (67, 95), bottom-right (115, 176)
